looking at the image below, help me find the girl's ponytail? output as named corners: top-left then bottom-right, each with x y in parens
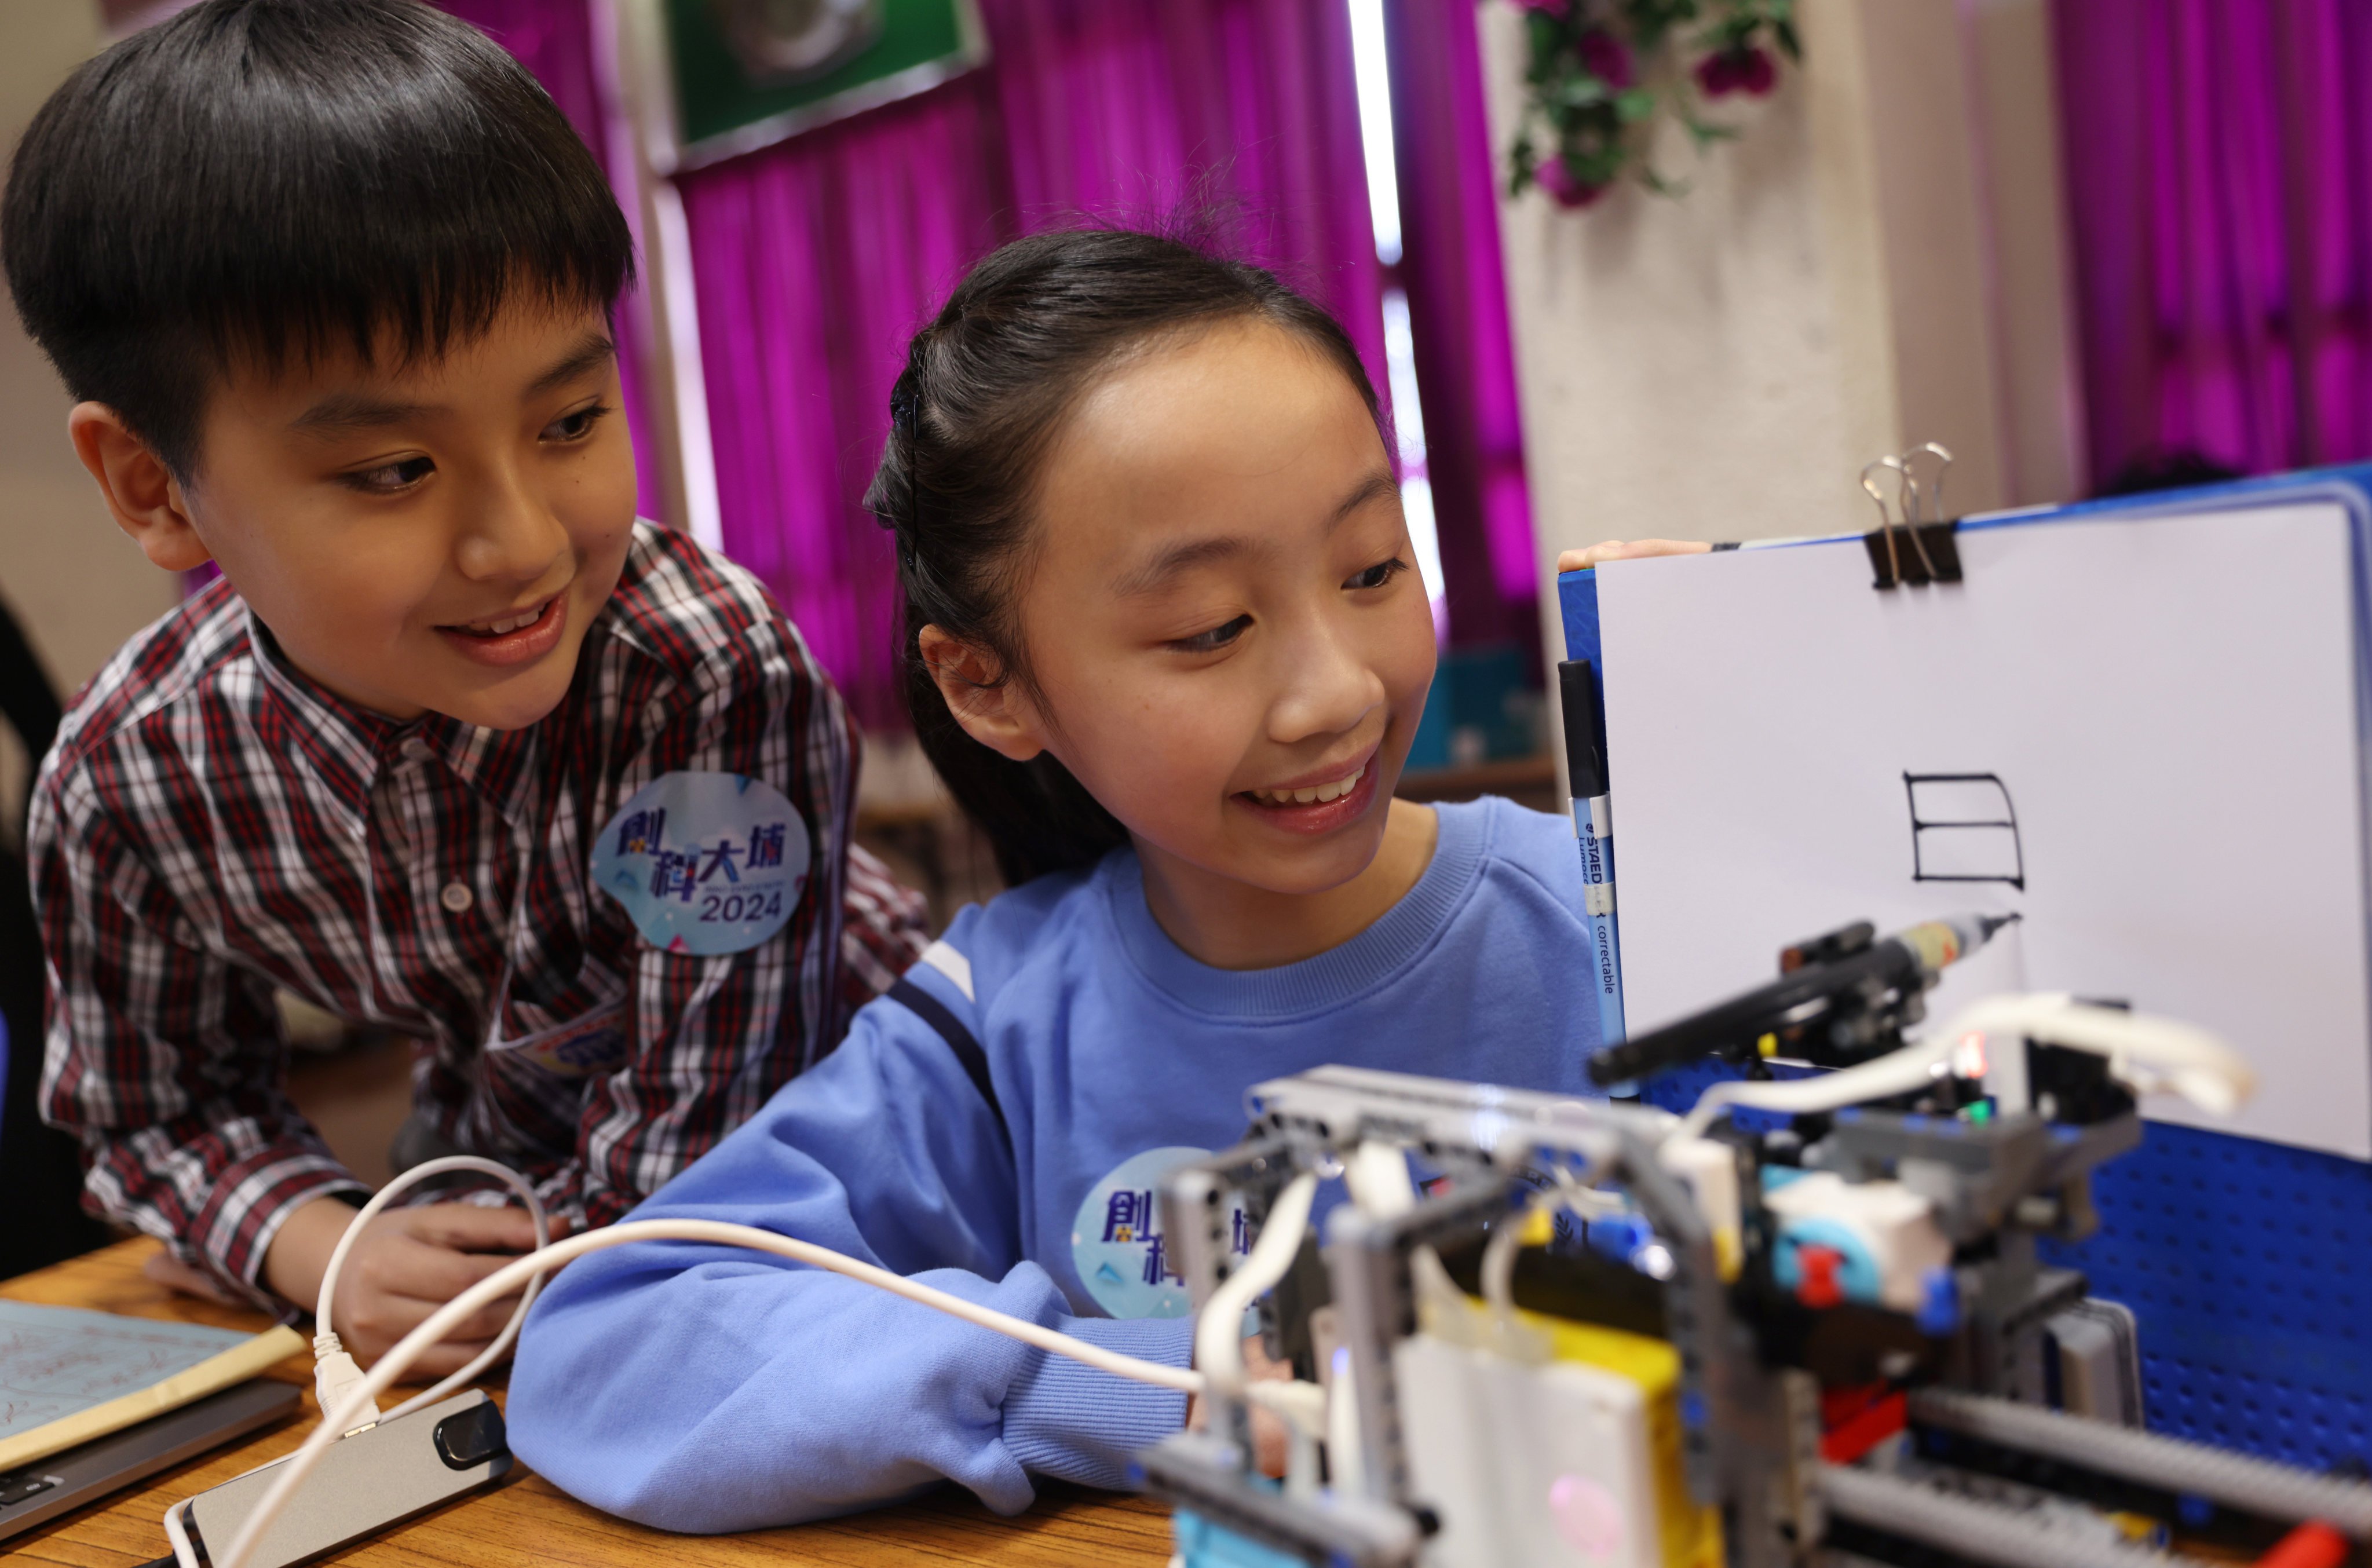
top-left (863, 227), bottom-right (1381, 887)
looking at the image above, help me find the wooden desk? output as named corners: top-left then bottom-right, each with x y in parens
top-left (6, 1239), bottom-right (1174, 1566)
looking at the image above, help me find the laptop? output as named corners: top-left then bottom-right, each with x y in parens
top-left (0, 1378), bottom-right (301, 1543)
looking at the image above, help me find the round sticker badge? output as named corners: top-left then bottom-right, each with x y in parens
top-left (1070, 1146), bottom-right (1248, 1320)
top-left (591, 771), bottom-right (810, 956)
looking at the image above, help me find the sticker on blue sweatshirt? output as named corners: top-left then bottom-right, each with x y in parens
top-left (1070, 1146), bottom-right (1248, 1319)
top-left (592, 771), bottom-right (809, 956)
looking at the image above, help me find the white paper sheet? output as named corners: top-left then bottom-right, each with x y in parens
top-left (1598, 500), bottom-right (2371, 1158)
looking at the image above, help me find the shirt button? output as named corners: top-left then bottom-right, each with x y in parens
top-left (440, 882), bottom-right (474, 913)
top-left (401, 738), bottom-right (433, 762)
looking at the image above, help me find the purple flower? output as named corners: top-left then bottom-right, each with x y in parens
top-left (1515, 0), bottom-right (1571, 14)
top-left (1536, 155), bottom-right (1607, 210)
top-left (1695, 44), bottom-right (1775, 98)
top-left (1576, 28), bottom-right (1635, 89)
top-left (1735, 45), bottom-right (1777, 95)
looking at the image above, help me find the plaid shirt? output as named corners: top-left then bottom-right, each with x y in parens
top-left (33, 523), bottom-right (927, 1304)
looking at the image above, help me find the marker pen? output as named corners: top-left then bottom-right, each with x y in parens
top-left (1558, 659), bottom-right (1625, 1052)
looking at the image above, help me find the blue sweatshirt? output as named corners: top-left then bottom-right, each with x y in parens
top-left (508, 797), bottom-right (1606, 1531)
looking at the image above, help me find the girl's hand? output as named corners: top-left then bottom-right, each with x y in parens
top-left (1556, 539), bottom-right (1713, 572)
top-left (1186, 1333), bottom-right (1296, 1477)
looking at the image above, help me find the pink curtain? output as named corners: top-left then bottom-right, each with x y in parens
top-left (1386, 0), bottom-right (1535, 652)
top-left (2055, 0), bottom-right (2372, 483)
top-left (679, 0), bottom-right (1386, 729)
top-left (437, 0), bottom-right (666, 522)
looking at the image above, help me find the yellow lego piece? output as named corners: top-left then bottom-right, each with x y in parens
top-left (1437, 1287), bottom-right (1720, 1568)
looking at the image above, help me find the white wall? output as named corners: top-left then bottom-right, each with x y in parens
top-left (1965, 0), bottom-right (2086, 506)
top-left (1481, 0), bottom-right (2082, 734)
top-left (0, 0), bottom-right (181, 828)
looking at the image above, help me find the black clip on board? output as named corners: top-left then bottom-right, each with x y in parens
top-left (1861, 443), bottom-right (1965, 590)
top-left (1863, 521), bottom-right (1962, 589)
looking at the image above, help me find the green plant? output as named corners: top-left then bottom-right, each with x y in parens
top-left (1503, 0), bottom-right (1801, 208)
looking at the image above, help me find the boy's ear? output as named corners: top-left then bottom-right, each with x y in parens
top-left (918, 626), bottom-right (1046, 763)
top-left (67, 403), bottom-right (213, 574)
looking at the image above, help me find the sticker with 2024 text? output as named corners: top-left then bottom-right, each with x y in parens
top-left (591, 771), bottom-right (809, 956)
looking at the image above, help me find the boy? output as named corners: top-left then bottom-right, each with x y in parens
top-left (3, 0), bottom-right (924, 1374)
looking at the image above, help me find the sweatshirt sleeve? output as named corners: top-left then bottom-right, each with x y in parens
top-left (505, 971), bottom-right (1191, 1533)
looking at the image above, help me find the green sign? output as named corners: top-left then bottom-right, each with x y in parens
top-left (666, 0), bottom-right (988, 169)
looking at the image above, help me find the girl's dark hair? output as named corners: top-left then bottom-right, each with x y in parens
top-left (864, 228), bottom-right (1384, 888)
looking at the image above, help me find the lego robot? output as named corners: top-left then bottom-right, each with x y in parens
top-left (1134, 915), bottom-right (2364, 1568)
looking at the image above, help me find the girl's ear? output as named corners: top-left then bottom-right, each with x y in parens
top-left (918, 626), bottom-right (1046, 762)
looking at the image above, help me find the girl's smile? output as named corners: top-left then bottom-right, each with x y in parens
top-left (1234, 746), bottom-right (1380, 835)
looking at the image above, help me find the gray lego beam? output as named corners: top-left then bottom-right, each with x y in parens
top-left (1134, 1432), bottom-right (1420, 1568)
top-left (1907, 1388), bottom-right (2372, 1536)
top-left (1818, 1463), bottom-right (2217, 1568)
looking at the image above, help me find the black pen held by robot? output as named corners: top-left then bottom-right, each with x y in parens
top-left (1586, 909), bottom-right (2021, 1088)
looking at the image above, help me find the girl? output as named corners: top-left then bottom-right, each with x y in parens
top-left (508, 228), bottom-right (1612, 1530)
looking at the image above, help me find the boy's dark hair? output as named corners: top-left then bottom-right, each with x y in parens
top-left (2, 0), bottom-right (633, 478)
top-left (865, 227), bottom-right (1384, 888)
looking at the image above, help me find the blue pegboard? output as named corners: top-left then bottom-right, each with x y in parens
top-left (2041, 1121), bottom-right (2372, 1468)
top-left (1639, 1066), bottom-right (2372, 1467)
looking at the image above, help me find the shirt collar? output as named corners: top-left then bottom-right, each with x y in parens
top-left (247, 608), bottom-right (393, 822)
top-left (411, 710), bottom-right (546, 827)
top-left (1101, 798), bottom-right (1490, 1018)
top-left (247, 606), bottom-right (546, 827)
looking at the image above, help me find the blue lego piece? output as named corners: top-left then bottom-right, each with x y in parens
top-left (1585, 1213), bottom-right (1654, 1264)
top-left (1915, 1266), bottom-right (1961, 1336)
top-left (1173, 1508), bottom-right (1316, 1568)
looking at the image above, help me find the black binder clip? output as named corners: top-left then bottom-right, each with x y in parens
top-left (1861, 442), bottom-right (1962, 589)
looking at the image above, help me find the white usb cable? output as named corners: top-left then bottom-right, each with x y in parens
top-left (188, 1214), bottom-right (1242, 1568)
top-left (307, 1156), bottom-right (550, 1433)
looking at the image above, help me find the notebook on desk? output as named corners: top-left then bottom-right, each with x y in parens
top-left (0, 1299), bottom-right (305, 1472)
top-left (0, 1299), bottom-right (305, 1541)
top-left (0, 1376), bottom-right (299, 1543)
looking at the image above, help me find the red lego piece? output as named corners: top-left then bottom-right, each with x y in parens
top-left (2253, 1521), bottom-right (2349, 1568)
top-left (1796, 1244), bottom-right (1844, 1309)
top-left (1821, 1384), bottom-right (1885, 1426)
top-left (1819, 1387), bottom-right (1907, 1464)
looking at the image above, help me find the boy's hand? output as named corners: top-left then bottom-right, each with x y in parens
top-left (1186, 1334), bottom-right (1296, 1478)
top-left (1556, 539), bottom-right (1713, 572)
top-left (142, 1249), bottom-right (247, 1306)
top-left (262, 1196), bottom-right (563, 1376)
